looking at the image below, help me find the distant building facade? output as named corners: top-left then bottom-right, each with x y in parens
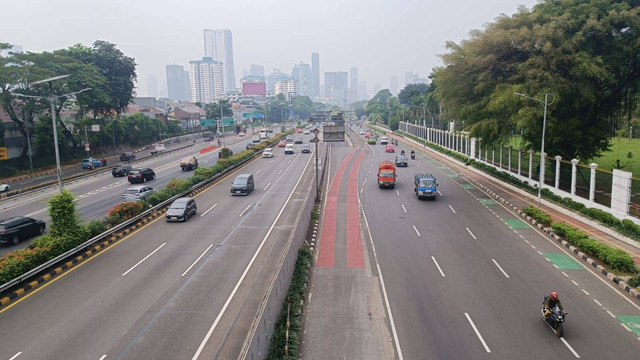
top-left (311, 52), bottom-right (319, 99)
top-left (274, 76), bottom-right (298, 101)
top-left (349, 67), bottom-right (358, 102)
top-left (189, 57), bottom-right (224, 103)
top-left (390, 75), bottom-right (399, 95)
top-left (324, 71), bottom-right (348, 100)
top-left (292, 63), bottom-right (312, 97)
top-left (203, 29), bottom-right (236, 92)
top-left (250, 64), bottom-right (264, 77)
top-left (166, 64), bottom-right (190, 101)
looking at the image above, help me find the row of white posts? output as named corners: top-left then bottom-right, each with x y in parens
top-left (398, 121), bottom-right (636, 223)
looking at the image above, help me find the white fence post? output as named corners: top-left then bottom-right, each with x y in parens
top-left (555, 155), bottom-right (562, 189)
top-left (528, 150), bottom-right (534, 180)
top-left (571, 159), bottom-right (579, 197)
top-left (589, 163), bottom-right (598, 203)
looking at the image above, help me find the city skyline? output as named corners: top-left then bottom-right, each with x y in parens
top-left (2, 0), bottom-right (540, 100)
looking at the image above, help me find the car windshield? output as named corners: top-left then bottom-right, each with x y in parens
top-left (124, 190), bottom-right (138, 195)
top-left (419, 179), bottom-right (435, 187)
top-left (380, 171), bottom-right (394, 177)
top-left (234, 178), bottom-right (248, 185)
top-left (129, 170), bottom-right (140, 175)
top-left (170, 204), bottom-right (186, 209)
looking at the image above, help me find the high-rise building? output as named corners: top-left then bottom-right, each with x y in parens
top-left (292, 63), bottom-right (312, 97)
top-left (274, 76), bottom-right (298, 101)
top-left (390, 76), bottom-right (399, 95)
top-left (189, 57), bottom-right (224, 103)
top-left (166, 65), bottom-right (189, 101)
top-left (373, 82), bottom-right (383, 96)
top-left (324, 71), bottom-right (348, 100)
top-left (203, 29), bottom-right (236, 92)
top-left (349, 67), bottom-right (358, 102)
top-left (250, 64), bottom-right (264, 77)
top-left (311, 52), bottom-right (319, 99)
top-left (147, 75), bottom-right (158, 98)
top-left (267, 68), bottom-right (286, 93)
top-left (358, 81), bottom-right (368, 100)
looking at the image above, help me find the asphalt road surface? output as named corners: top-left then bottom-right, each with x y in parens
top-left (0, 132), bottom-right (320, 360)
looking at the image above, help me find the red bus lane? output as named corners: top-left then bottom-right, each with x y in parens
top-left (347, 151), bottom-right (365, 268)
top-left (317, 151), bottom-right (356, 268)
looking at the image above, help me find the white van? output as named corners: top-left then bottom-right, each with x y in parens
top-left (262, 148), bottom-right (274, 158)
top-left (380, 136), bottom-right (389, 145)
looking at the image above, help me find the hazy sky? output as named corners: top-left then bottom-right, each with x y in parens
top-left (2, 0), bottom-right (540, 98)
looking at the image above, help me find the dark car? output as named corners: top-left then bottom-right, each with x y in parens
top-left (128, 168), bottom-right (156, 183)
top-left (218, 147), bottom-right (234, 158)
top-left (165, 197), bottom-right (197, 222)
top-left (112, 164), bottom-right (133, 177)
top-left (119, 152), bottom-right (136, 161)
top-left (395, 155), bottom-right (408, 167)
top-left (246, 143), bottom-right (256, 150)
top-left (294, 138), bottom-right (303, 144)
top-left (0, 216), bottom-right (46, 245)
top-left (231, 174), bottom-right (255, 196)
top-left (301, 144), bottom-right (311, 153)
top-left (267, 129), bottom-right (274, 133)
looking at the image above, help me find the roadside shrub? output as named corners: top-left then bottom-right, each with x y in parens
top-left (0, 246), bottom-right (53, 284)
top-left (48, 190), bottom-right (83, 237)
top-left (551, 222), bottom-right (573, 237)
top-left (584, 208), bottom-right (621, 227)
top-left (105, 201), bottom-right (150, 227)
top-left (628, 273), bottom-right (640, 288)
top-left (87, 219), bottom-right (108, 238)
top-left (621, 219), bottom-right (640, 239)
top-left (523, 206), bottom-right (552, 227)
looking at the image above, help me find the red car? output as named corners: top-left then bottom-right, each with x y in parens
top-left (385, 144), bottom-right (395, 153)
top-left (365, 133), bottom-right (371, 138)
top-left (296, 128), bottom-right (303, 133)
top-left (278, 140), bottom-right (287, 147)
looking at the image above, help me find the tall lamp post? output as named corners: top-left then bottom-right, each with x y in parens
top-left (14, 75), bottom-right (90, 193)
top-left (514, 92), bottom-right (553, 208)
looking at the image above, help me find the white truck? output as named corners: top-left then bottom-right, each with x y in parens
top-left (150, 143), bottom-right (166, 155)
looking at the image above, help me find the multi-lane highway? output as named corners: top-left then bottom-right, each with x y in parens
top-left (0, 128), bottom-right (321, 360)
top-left (303, 125), bottom-right (640, 359)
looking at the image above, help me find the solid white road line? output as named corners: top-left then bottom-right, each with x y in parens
top-left (239, 204), bottom-right (252, 216)
top-left (492, 259), bottom-right (510, 278)
top-left (560, 337), bottom-right (581, 358)
top-left (122, 243), bottom-right (166, 276)
top-left (255, 169), bottom-right (262, 175)
top-left (278, 169), bottom-right (283, 174)
top-left (413, 225), bottom-right (421, 237)
top-left (182, 244), bottom-right (214, 277)
top-left (361, 203), bottom-right (404, 360)
top-left (191, 146), bottom-right (315, 360)
top-left (200, 203), bottom-right (217, 217)
top-left (449, 205), bottom-right (456, 214)
top-left (98, 355), bottom-right (107, 360)
top-left (466, 227), bottom-right (477, 240)
top-left (402, 204), bottom-right (407, 213)
top-left (465, 313), bottom-right (491, 353)
top-left (9, 353), bottom-right (21, 360)
top-left (263, 182), bottom-right (271, 191)
top-left (431, 256), bottom-right (445, 277)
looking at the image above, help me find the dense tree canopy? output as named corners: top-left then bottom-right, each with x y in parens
top-left (435, 0), bottom-right (640, 161)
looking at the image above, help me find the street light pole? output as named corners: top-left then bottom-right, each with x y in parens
top-left (514, 92), bottom-right (553, 208)
top-left (15, 75), bottom-right (90, 193)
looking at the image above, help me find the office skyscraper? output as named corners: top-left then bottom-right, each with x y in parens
top-left (292, 63), bottom-right (312, 97)
top-left (349, 67), bottom-right (358, 102)
top-left (390, 75), bottom-right (399, 95)
top-left (311, 52), bottom-right (319, 99)
top-left (358, 81), bottom-right (368, 100)
top-left (189, 57), bottom-right (224, 103)
top-left (324, 71), bottom-right (348, 100)
top-left (166, 65), bottom-right (189, 101)
top-left (147, 75), bottom-right (158, 98)
top-left (250, 64), bottom-right (265, 77)
top-left (203, 29), bottom-right (236, 92)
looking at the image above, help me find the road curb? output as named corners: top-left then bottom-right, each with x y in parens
top-left (456, 171), bottom-right (640, 302)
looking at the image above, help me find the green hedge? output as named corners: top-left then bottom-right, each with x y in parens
top-left (267, 246), bottom-right (312, 360)
top-left (523, 206), bottom-right (552, 227)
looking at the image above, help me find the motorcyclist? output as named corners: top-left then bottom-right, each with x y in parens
top-left (400, 150), bottom-right (405, 156)
top-left (411, 150), bottom-right (415, 159)
top-left (543, 291), bottom-right (565, 317)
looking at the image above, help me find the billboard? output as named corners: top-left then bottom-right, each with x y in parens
top-left (242, 82), bottom-right (267, 96)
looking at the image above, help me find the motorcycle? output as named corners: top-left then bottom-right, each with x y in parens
top-left (541, 302), bottom-right (567, 337)
top-left (395, 140), bottom-right (398, 146)
top-left (411, 152), bottom-right (415, 160)
top-left (400, 150), bottom-right (405, 156)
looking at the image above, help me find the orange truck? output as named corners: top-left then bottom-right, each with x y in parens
top-left (378, 161), bottom-right (397, 189)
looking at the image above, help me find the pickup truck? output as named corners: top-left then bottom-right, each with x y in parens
top-left (180, 156), bottom-right (198, 171)
top-left (150, 143), bottom-right (166, 155)
top-left (378, 161), bottom-right (396, 189)
top-left (414, 173), bottom-right (438, 200)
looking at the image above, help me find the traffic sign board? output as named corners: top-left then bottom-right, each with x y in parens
top-left (201, 119), bottom-right (216, 126)
top-left (222, 118), bottom-right (234, 126)
top-left (0, 147), bottom-right (7, 160)
top-left (310, 137), bottom-right (320, 143)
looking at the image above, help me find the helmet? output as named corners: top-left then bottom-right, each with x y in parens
top-left (550, 292), bottom-right (558, 299)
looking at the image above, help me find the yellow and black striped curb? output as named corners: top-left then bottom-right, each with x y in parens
top-left (0, 209), bottom-right (166, 308)
top-left (456, 170), bottom-right (640, 302)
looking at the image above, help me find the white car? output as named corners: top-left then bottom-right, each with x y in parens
top-left (238, 132), bottom-right (245, 137)
top-left (359, 131), bottom-right (365, 135)
top-left (262, 148), bottom-right (274, 158)
top-left (304, 129), bottom-right (310, 134)
top-left (284, 144), bottom-right (295, 154)
top-left (0, 184), bottom-right (9, 193)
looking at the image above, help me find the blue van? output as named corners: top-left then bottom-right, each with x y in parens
top-left (414, 173), bottom-right (438, 200)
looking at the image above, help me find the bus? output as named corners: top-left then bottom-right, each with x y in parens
top-left (259, 128), bottom-right (268, 139)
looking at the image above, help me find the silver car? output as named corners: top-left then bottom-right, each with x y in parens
top-left (123, 185), bottom-right (155, 202)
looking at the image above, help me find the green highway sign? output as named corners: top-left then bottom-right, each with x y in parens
top-left (222, 118), bottom-right (234, 126)
top-left (201, 119), bottom-right (215, 126)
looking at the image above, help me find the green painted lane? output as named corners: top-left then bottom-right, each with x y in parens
top-left (461, 183), bottom-right (475, 190)
top-left (617, 315), bottom-right (640, 338)
top-left (543, 253), bottom-right (584, 270)
top-left (478, 198), bottom-right (499, 206)
top-left (504, 218), bottom-right (531, 229)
